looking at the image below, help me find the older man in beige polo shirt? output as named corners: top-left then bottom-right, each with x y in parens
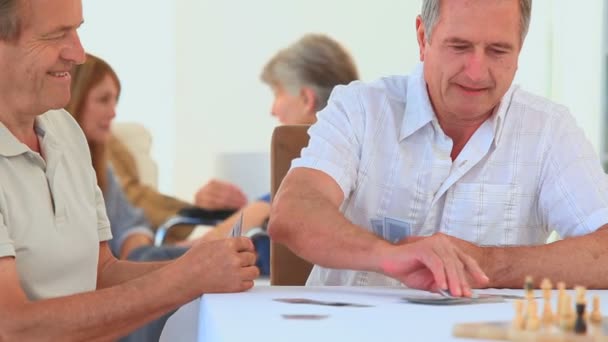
top-left (0, 0), bottom-right (258, 340)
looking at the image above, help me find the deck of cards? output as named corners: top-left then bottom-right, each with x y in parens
top-left (274, 298), bottom-right (372, 308)
top-left (402, 291), bottom-right (505, 305)
top-left (370, 216), bottom-right (411, 243)
top-left (229, 213), bottom-right (244, 237)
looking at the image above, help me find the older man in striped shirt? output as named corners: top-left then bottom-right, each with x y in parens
top-left (269, 0), bottom-right (608, 295)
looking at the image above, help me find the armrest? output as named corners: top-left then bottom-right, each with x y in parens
top-left (176, 206), bottom-right (236, 221)
top-left (154, 207), bottom-right (237, 246)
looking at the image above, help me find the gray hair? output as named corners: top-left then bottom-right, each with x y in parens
top-left (0, 0), bottom-right (21, 41)
top-left (421, 0), bottom-right (532, 44)
top-left (261, 34), bottom-right (359, 112)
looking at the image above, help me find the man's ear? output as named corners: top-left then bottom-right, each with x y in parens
top-left (416, 15), bottom-right (427, 61)
top-left (300, 87), bottom-right (317, 116)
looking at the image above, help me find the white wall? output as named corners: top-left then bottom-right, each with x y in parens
top-left (173, 0), bottom-right (422, 200)
top-left (549, 1), bottom-right (605, 156)
top-left (79, 0), bottom-right (177, 194)
top-left (80, 0), bottom-right (606, 200)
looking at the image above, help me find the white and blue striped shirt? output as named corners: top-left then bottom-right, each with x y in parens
top-left (292, 63), bottom-right (608, 286)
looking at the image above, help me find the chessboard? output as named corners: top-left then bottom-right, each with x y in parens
top-left (453, 277), bottom-right (608, 341)
top-left (453, 318), bottom-right (608, 341)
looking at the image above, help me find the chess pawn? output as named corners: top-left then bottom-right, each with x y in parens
top-left (540, 278), bottom-right (553, 292)
top-left (560, 294), bottom-right (574, 331)
top-left (513, 300), bottom-right (525, 330)
top-left (556, 282), bottom-right (566, 322)
top-left (574, 301), bottom-right (587, 334)
top-left (574, 286), bottom-right (588, 321)
top-left (524, 276), bottom-right (534, 300)
top-left (575, 286), bottom-right (586, 304)
top-left (541, 278), bottom-right (553, 325)
top-left (525, 299), bottom-right (540, 331)
top-left (591, 295), bottom-right (602, 324)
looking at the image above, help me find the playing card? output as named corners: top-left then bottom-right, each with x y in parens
top-left (402, 293), bottom-right (504, 305)
top-left (229, 213), bottom-right (244, 237)
top-left (273, 298), bottom-right (373, 308)
top-left (281, 314), bottom-right (329, 320)
top-left (383, 216), bottom-right (411, 243)
top-left (369, 218), bottom-right (384, 236)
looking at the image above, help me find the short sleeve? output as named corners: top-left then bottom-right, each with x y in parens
top-left (95, 185), bottom-right (113, 242)
top-left (0, 211), bottom-right (15, 258)
top-left (290, 84), bottom-right (363, 199)
top-left (539, 111), bottom-right (608, 237)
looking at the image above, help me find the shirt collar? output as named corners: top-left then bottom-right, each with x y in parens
top-left (0, 122), bottom-right (31, 157)
top-left (0, 111), bottom-right (61, 157)
top-left (490, 84), bottom-right (517, 147)
top-left (400, 62), bottom-right (518, 146)
top-left (400, 63), bottom-right (435, 141)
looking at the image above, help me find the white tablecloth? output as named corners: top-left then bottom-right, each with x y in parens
top-left (161, 286), bottom-right (608, 342)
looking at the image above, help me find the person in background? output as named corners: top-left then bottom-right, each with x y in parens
top-left (0, 0), bottom-right (258, 340)
top-left (67, 53), bottom-right (190, 263)
top-left (108, 133), bottom-right (248, 241)
top-left (194, 33), bottom-right (360, 276)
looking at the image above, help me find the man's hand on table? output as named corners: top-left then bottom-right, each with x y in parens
top-left (379, 233), bottom-right (489, 297)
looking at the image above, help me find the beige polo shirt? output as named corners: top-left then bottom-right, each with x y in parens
top-left (0, 109), bottom-right (112, 300)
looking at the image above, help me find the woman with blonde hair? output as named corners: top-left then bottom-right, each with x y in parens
top-left (66, 53), bottom-right (165, 260)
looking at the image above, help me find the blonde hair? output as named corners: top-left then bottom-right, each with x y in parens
top-left (66, 53), bottom-right (121, 192)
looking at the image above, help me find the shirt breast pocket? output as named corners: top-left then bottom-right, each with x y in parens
top-left (443, 183), bottom-right (519, 245)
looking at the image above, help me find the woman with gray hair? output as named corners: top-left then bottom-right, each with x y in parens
top-left (197, 34), bottom-right (359, 275)
top-left (261, 33), bottom-right (359, 125)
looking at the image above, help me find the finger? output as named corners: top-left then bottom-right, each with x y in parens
top-left (238, 251), bottom-right (257, 267)
top-left (241, 265), bottom-right (260, 280)
top-left (233, 236), bottom-right (255, 251)
top-left (434, 245), bottom-right (464, 297)
top-left (459, 251), bottom-right (489, 287)
top-left (417, 248), bottom-right (447, 291)
top-left (240, 279), bottom-right (255, 291)
top-left (227, 189), bottom-right (248, 208)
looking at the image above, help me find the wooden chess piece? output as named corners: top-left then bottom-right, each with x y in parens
top-left (525, 299), bottom-right (540, 331)
top-left (513, 300), bottom-right (525, 330)
top-left (524, 276), bottom-right (534, 300)
top-left (574, 301), bottom-right (587, 334)
top-left (541, 278), bottom-right (553, 325)
top-left (560, 294), bottom-right (574, 331)
top-left (591, 295), bottom-right (602, 324)
top-left (557, 281), bottom-right (566, 322)
top-left (575, 286), bottom-right (586, 303)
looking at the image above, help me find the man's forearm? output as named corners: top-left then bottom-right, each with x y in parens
top-left (97, 258), bottom-right (171, 289)
top-left (483, 226), bottom-right (608, 288)
top-left (269, 173), bottom-right (392, 273)
top-left (2, 262), bottom-right (192, 341)
top-left (119, 234), bottom-right (154, 260)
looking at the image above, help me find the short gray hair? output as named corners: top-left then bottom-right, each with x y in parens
top-left (261, 34), bottom-right (359, 112)
top-left (421, 0), bottom-right (532, 44)
top-left (0, 0), bottom-right (21, 41)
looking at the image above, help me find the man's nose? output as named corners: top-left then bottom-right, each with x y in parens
top-left (62, 30), bottom-right (86, 65)
top-left (463, 50), bottom-right (488, 83)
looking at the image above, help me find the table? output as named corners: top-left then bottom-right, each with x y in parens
top-left (160, 286), bottom-right (608, 342)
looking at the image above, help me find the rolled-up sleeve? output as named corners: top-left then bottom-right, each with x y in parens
top-left (539, 110), bottom-right (608, 237)
top-left (291, 84), bottom-right (363, 199)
